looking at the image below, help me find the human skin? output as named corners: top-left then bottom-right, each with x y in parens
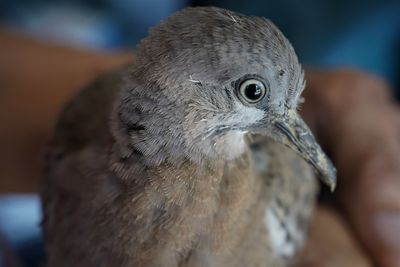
top-left (1, 29), bottom-right (399, 266)
top-left (300, 70), bottom-right (400, 267)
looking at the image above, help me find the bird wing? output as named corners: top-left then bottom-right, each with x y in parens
top-left (249, 134), bottom-right (318, 259)
top-left (41, 69), bottom-right (127, 266)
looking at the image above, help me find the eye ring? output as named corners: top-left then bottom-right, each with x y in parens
top-left (238, 78), bottom-right (267, 104)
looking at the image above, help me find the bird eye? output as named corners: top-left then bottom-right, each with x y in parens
top-left (238, 79), bottom-right (267, 104)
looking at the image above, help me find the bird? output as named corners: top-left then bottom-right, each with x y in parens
top-left (41, 6), bottom-right (336, 267)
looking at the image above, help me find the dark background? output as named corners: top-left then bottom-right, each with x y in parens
top-left (1, 0), bottom-right (399, 88)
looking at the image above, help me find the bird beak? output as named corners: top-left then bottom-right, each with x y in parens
top-left (257, 110), bottom-right (337, 191)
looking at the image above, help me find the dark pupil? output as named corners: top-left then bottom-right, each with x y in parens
top-left (245, 83), bottom-right (262, 100)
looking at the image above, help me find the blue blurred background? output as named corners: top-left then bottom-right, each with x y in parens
top-left (1, 0), bottom-right (399, 86)
top-left (0, 0), bottom-right (399, 266)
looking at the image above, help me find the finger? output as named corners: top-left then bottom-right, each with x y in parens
top-left (340, 140), bottom-right (400, 267)
top-left (295, 206), bottom-right (372, 267)
top-left (336, 103), bottom-right (400, 267)
top-left (303, 70), bottom-right (400, 267)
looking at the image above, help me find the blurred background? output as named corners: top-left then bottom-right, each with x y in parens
top-left (0, 0), bottom-right (399, 266)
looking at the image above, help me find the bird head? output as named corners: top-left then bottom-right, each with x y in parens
top-left (116, 7), bottom-right (336, 190)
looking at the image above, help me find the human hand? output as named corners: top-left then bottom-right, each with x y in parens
top-left (299, 70), bottom-right (400, 267)
top-left (0, 29), bottom-right (133, 192)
